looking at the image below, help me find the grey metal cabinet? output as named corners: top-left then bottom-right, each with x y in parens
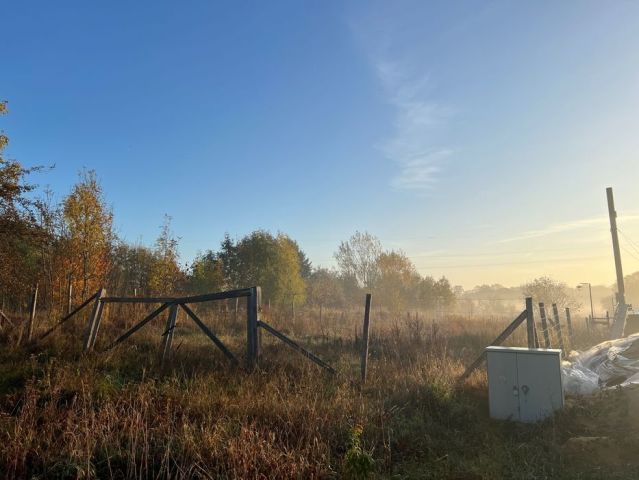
top-left (486, 346), bottom-right (564, 423)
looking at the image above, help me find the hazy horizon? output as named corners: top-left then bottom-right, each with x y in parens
top-left (3, 1), bottom-right (639, 289)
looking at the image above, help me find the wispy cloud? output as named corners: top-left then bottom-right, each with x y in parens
top-left (498, 215), bottom-right (639, 243)
top-left (375, 60), bottom-right (453, 191)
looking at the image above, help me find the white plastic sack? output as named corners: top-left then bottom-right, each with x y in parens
top-left (562, 361), bottom-right (600, 395)
top-left (562, 333), bottom-right (639, 395)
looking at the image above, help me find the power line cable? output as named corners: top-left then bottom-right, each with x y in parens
top-left (618, 228), bottom-right (639, 257)
top-left (620, 245), bottom-right (639, 264)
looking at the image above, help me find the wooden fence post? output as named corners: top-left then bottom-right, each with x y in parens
top-left (538, 303), bottom-right (552, 348)
top-left (525, 297), bottom-right (535, 348)
top-left (361, 293), bottom-right (372, 384)
top-left (83, 288), bottom-right (105, 352)
top-left (89, 293), bottom-right (107, 349)
top-left (551, 304), bottom-right (565, 354)
top-left (160, 304), bottom-right (178, 367)
top-left (565, 307), bottom-right (574, 344)
top-left (66, 274), bottom-right (73, 315)
top-left (246, 287), bottom-right (260, 370)
top-left (26, 283), bottom-right (39, 342)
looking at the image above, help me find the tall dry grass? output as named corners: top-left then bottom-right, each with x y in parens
top-left (0, 304), bottom-right (634, 479)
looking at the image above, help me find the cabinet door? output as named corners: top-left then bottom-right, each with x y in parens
top-left (516, 353), bottom-right (563, 423)
top-left (486, 351), bottom-right (519, 421)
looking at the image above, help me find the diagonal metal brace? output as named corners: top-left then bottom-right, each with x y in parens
top-left (180, 303), bottom-right (239, 365)
top-left (39, 291), bottom-right (100, 341)
top-left (258, 319), bottom-right (336, 374)
top-left (102, 302), bottom-right (170, 351)
top-left (457, 309), bottom-right (527, 385)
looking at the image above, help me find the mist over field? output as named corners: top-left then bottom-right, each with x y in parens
top-left (3, 1), bottom-right (639, 479)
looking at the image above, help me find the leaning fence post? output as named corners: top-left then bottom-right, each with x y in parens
top-left (565, 307), bottom-right (574, 344)
top-left (89, 293), bottom-right (107, 349)
top-left (551, 303), bottom-right (565, 354)
top-left (83, 288), bottom-right (105, 352)
top-left (246, 287), bottom-right (260, 370)
top-left (160, 303), bottom-right (178, 367)
top-left (525, 297), bottom-right (535, 348)
top-left (26, 283), bottom-right (39, 342)
top-left (538, 303), bottom-right (552, 348)
top-left (361, 293), bottom-right (372, 384)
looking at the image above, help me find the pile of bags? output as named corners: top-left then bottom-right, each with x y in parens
top-left (563, 333), bottom-right (639, 395)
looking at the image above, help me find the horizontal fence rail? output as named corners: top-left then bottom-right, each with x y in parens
top-left (100, 288), bottom-right (255, 305)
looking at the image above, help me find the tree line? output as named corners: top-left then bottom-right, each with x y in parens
top-left (0, 101), bottom-right (454, 314)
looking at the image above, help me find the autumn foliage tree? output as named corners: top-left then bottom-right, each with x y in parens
top-left (0, 101), bottom-right (47, 302)
top-left (333, 231), bottom-right (455, 312)
top-left (375, 250), bottom-right (420, 312)
top-left (521, 276), bottom-right (573, 310)
top-left (307, 268), bottom-right (345, 308)
top-left (62, 170), bottom-right (114, 299)
top-left (109, 243), bottom-right (157, 297)
top-left (1, 101), bottom-right (454, 317)
top-left (148, 216), bottom-right (183, 295)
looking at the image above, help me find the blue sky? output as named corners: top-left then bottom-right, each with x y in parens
top-left (3, 1), bottom-right (639, 288)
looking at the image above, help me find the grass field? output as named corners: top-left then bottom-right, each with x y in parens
top-left (0, 305), bottom-right (638, 479)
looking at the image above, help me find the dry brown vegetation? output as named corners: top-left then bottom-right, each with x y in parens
top-left (0, 305), bottom-right (638, 479)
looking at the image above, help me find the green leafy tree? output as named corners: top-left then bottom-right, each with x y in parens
top-left (433, 276), bottom-right (456, 307)
top-left (188, 250), bottom-right (226, 294)
top-left (220, 230), bottom-right (306, 305)
top-left (288, 238), bottom-right (312, 279)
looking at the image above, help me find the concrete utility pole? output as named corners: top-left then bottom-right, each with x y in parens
top-left (607, 187), bottom-right (628, 338)
top-left (607, 187), bottom-right (625, 306)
